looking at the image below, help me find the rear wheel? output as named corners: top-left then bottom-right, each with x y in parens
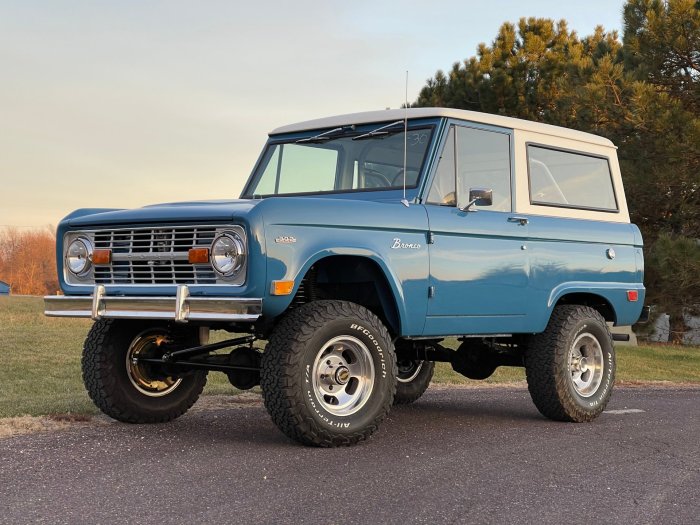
top-left (82, 319), bottom-right (207, 423)
top-left (261, 300), bottom-right (396, 447)
top-left (394, 360), bottom-right (434, 405)
top-left (525, 305), bottom-right (615, 422)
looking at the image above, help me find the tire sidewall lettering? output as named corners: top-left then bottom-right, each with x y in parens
top-left (587, 347), bottom-right (614, 407)
top-left (305, 388), bottom-right (351, 429)
top-left (350, 323), bottom-right (387, 378)
top-left (572, 324), bottom-right (588, 340)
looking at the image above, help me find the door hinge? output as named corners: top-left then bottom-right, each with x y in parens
top-left (428, 285), bottom-right (435, 298)
top-left (427, 231), bottom-right (435, 244)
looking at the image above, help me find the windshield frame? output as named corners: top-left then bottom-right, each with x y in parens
top-left (240, 118), bottom-right (441, 199)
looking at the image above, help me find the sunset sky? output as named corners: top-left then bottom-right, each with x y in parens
top-left (1, 0), bottom-right (625, 228)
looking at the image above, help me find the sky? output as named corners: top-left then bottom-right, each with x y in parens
top-left (0, 0), bottom-right (627, 228)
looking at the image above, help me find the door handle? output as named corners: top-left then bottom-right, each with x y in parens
top-left (508, 216), bottom-right (529, 225)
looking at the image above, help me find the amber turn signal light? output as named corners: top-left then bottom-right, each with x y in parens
top-left (271, 280), bottom-right (295, 296)
top-left (188, 248), bottom-right (210, 264)
top-left (91, 249), bottom-right (112, 265)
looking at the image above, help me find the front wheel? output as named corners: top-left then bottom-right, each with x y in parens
top-left (82, 319), bottom-right (207, 423)
top-left (525, 305), bottom-right (615, 422)
top-left (261, 300), bottom-right (396, 447)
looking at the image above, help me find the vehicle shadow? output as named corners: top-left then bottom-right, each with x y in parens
top-left (149, 388), bottom-right (548, 448)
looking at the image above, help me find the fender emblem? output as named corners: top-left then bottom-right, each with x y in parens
top-left (275, 236), bottom-right (297, 244)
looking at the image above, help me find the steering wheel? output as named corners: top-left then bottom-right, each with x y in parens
top-left (363, 169), bottom-right (392, 188)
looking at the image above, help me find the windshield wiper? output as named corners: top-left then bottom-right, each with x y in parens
top-left (352, 120), bottom-right (404, 141)
top-left (296, 127), bottom-right (345, 144)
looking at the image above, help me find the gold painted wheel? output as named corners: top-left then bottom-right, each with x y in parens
top-left (125, 331), bottom-right (182, 397)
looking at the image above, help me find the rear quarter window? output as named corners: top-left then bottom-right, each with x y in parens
top-left (527, 145), bottom-right (618, 212)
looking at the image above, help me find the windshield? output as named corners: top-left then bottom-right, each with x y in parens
top-left (243, 125), bottom-right (434, 197)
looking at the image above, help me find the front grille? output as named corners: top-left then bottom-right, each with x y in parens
top-left (93, 226), bottom-right (218, 285)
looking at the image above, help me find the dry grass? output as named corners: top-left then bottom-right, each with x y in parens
top-left (0, 414), bottom-right (99, 439)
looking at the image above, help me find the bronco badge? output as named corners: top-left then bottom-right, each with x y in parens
top-left (391, 238), bottom-right (421, 249)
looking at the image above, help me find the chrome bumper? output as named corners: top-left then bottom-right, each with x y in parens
top-left (44, 285), bottom-right (262, 323)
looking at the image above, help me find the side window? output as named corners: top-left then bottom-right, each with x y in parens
top-left (455, 127), bottom-right (512, 212)
top-left (528, 146), bottom-right (617, 211)
top-left (426, 126), bottom-right (456, 205)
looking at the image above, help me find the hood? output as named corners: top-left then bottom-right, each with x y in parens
top-left (65, 199), bottom-right (262, 227)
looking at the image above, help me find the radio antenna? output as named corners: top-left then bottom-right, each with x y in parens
top-left (401, 70), bottom-right (409, 208)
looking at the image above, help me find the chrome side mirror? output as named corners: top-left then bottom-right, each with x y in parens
top-left (459, 188), bottom-right (493, 212)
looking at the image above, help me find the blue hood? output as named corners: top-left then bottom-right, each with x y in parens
top-left (65, 199), bottom-right (262, 227)
top-left (62, 189), bottom-right (418, 228)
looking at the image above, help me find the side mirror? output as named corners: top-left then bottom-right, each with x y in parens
top-left (460, 188), bottom-right (493, 212)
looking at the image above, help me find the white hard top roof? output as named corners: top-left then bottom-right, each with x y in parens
top-left (270, 107), bottom-right (615, 148)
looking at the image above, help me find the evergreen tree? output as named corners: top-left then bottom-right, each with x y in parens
top-left (623, 0), bottom-right (700, 113)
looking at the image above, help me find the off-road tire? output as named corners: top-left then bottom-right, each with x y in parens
top-left (525, 305), bottom-right (615, 422)
top-left (261, 300), bottom-right (397, 447)
top-left (394, 360), bottom-right (434, 405)
top-left (82, 319), bottom-right (207, 423)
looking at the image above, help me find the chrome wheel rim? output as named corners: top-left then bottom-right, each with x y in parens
top-left (397, 360), bottom-right (423, 383)
top-left (568, 332), bottom-right (604, 398)
top-left (311, 336), bottom-right (375, 416)
top-left (126, 332), bottom-right (182, 397)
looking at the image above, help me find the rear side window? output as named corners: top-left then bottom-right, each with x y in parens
top-left (527, 145), bottom-right (618, 212)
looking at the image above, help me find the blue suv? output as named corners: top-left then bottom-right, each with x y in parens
top-left (46, 108), bottom-right (646, 446)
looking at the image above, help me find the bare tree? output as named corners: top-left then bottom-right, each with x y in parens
top-left (0, 227), bottom-right (58, 296)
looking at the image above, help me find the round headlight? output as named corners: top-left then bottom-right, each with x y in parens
top-left (66, 238), bottom-right (92, 276)
top-left (210, 232), bottom-right (245, 277)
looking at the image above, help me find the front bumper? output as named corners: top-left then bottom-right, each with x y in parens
top-left (44, 285), bottom-right (262, 323)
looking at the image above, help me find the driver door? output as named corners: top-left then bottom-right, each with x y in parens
top-left (423, 124), bottom-right (530, 336)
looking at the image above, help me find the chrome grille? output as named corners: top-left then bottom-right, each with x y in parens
top-left (93, 226), bottom-right (218, 285)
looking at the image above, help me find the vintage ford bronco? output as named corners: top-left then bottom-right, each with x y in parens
top-left (45, 108), bottom-right (646, 446)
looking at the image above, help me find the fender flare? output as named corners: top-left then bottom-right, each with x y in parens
top-left (289, 247), bottom-right (408, 334)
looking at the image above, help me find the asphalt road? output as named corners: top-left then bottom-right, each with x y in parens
top-left (1, 386), bottom-right (699, 525)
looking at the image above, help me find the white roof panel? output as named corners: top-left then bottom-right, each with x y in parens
top-left (270, 107), bottom-right (615, 148)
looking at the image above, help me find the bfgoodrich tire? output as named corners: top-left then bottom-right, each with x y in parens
top-left (394, 360), bottom-right (434, 405)
top-left (261, 300), bottom-right (397, 447)
top-left (525, 305), bottom-right (615, 422)
top-left (82, 319), bottom-right (207, 423)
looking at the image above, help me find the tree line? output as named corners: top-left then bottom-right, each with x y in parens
top-left (0, 228), bottom-right (58, 296)
top-left (414, 0), bottom-right (700, 340)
